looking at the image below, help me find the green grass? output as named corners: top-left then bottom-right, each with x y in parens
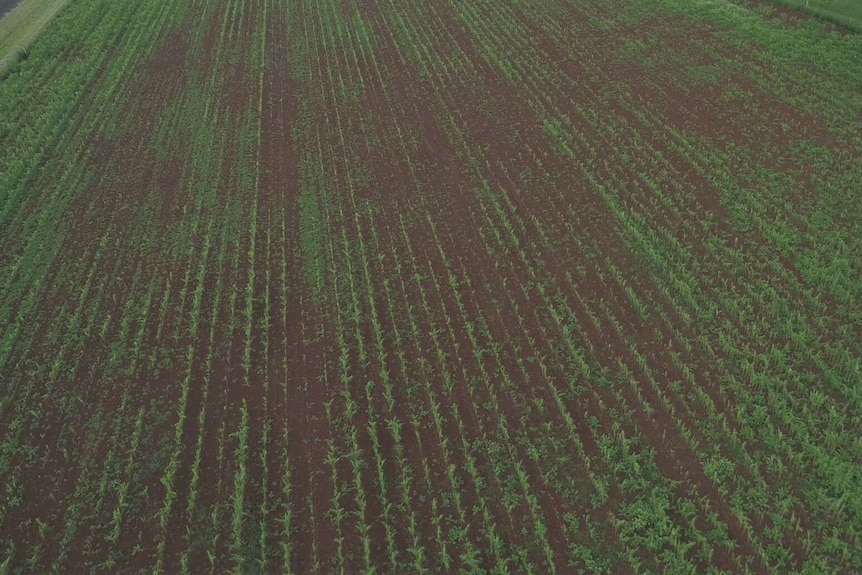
top-left (767, 0), bottom-right (862, 31)
top-left (0, 0), bottom-right (70, 73)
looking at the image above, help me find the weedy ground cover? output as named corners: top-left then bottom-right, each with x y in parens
top-left (0, 0), bottom-right (70, 73)
top-left (760, 0), bottom-right (862, 30)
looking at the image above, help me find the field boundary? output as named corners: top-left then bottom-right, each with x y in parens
top-left (0, 0), bottom-right (70, 74)
top-left (765, 0), bottom-right (862, 32)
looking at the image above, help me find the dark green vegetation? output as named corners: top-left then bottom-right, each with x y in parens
top-left (763, 0), bottom-right (862, 30)
top-left (0, 0), bottom-right (71, 74)
top-left (1, 0), bottom-right (861, 573)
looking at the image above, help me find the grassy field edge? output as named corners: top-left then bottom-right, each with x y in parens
top-left (0, 0), bottom-right (70, 74)
top-left (766, 0), bottom-right (862, 32)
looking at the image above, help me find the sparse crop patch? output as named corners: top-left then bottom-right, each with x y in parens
top-left (1, 0), bottom-right (861, 572)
